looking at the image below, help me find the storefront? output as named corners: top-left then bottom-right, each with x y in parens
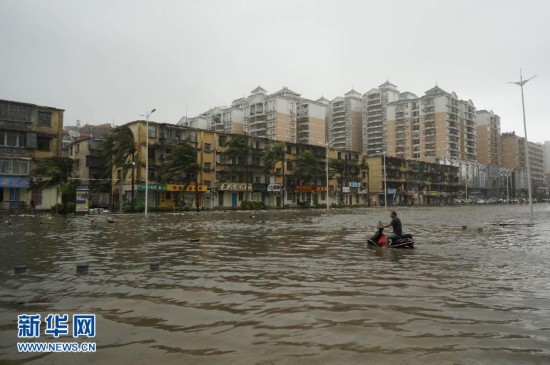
top-left (136, 183), bottom-right (208, 208)
top-left (0, 176), bottom-right (31, 210)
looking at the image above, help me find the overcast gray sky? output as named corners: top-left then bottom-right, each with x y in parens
top-left (1, 0), bottom-right (549, 142)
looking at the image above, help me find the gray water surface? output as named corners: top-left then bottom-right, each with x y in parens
top-left (1, 205), bottom-right (550, 364)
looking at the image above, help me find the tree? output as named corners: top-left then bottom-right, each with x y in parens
top-left (103, 126), bottom-right (137, 207)
top-left (329, 159), bottom-right (348, 205)
top-left (359, 157), bottom-right (370, 206)
top-left (262, 142), bottom-right (286, 207)
top-left (295, 149), bottom-right (322, 205)
top-left (159, 141), bottom-right (201, 211)
top-left (225, 135), bottom-right (252, 201)
top-left (32, 156), bottom-right (75, 213)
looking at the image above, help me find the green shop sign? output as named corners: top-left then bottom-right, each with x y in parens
top-left (137, 183), bottom-right (167, 191)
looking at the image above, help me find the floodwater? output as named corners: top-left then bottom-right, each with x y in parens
top-left (1, 205), bottom-right (550, 364)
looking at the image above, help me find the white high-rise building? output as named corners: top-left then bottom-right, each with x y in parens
top-left (328, 89), bottom-right (363, 153)
top-left (362, 81), bottom-right (400, 156)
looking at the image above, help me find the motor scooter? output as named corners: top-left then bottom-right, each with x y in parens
top-left (367, 221), bottom-right (415, 249)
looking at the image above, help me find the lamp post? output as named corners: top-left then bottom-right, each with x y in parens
top-left (499, 168), bottom-right (511, 203)
top-left (464, 162), bottom-right (470, 201)
top-left (319, 139), bottom-right (335, 210)
top-left (140, 109), bottom-right (156, 216)
top-left (509, 70), bottom-right (536, 221)
top-left (376, 150), bottom-right (387, 210)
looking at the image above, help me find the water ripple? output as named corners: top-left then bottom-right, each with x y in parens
top-left (1, 205), bottom-right (550, 364)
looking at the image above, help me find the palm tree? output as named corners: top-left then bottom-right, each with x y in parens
top-left (159, 141), bottom-right (201, 211)
top-left (103, 126), bottom-right (137, 207)
top-left (262, 142), bottom-right (286, 208)
top-left (329, 159), bottom-right (348, 205)
top-left (359, 157), bottom-right (370, 207)
top-left (295, 149), bottom-right (322, 205)
top-left (32, 156), bottom-right (75, 213)
top-left (225, 135), bottom-right (252, 201)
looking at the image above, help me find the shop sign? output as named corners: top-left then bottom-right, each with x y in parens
top-left (218, 182), bottom-right (252, 191)
top-left (267, 184), bottom-right (283, 192)
top-left (166, 184), bottom-right (207, 192)
top-left (0, 177), bottom-right (30, 188)
top-left (293, 185), bottom-right (327, 192)
top-left (137, 183), bottom-right (167, 191)
top-left (75, 185), bottom-right (89, 213)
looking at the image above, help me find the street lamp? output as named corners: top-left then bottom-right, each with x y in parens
top-left (376, 150), bottom-right (387, 210)
top-left (319, 139), bottom-right (335, 210)
top-left (140, 108), bottom-right (156, 216)
top-left (509, 70), bottom-right (536, 221)
top-left (499, 168), bottom-right (511, 203)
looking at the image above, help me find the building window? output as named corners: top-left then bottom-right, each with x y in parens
top-left (12, 159), bottom-right (29, 175)
top-left (0, 159), bottom-right (10, 173)
top-left (148, 125), bottom-right (156, 138)
top-left (38, 112), bottom-right (52, 126)
top-left (204, 180), bottom-right (211, 187)
top-left (9, 188), bottom-right (20, 201)
top-left (0, 132), bottom-right (26, 147)
top-left (204, 143), bottom-right (211, 153)
top-left (203, 162), bottom-right (211, 172)
top-left (37, 136), bottom-right (51, 151)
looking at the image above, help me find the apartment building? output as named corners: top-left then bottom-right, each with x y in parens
top-left (475, 110), bottom-right (501, 166)
top-left (367, 155), bottom-right (459, 206)
top-left (386, 92), bottom-right (419, 160)
top-left (543, 141), bottom-right (550, 173)
top-left (244, 86), bottom-right (305, 143)
top-left (177, 116), bottom-right (208, 130)
top-left (386, 85), bottom-right (477, 163)
top-left (185, 87), bottom-right (327, 146)
top-left (460, 99), bottom-right (477, 161)
top-left (501, 132), bottom-right (544, 188)
top-left (67, 137), bottom-right (110, 207)
top-left (62, 122), bottom-right (111, 156)
top-left (328, 89), bottom-right (363, 153)
top-left (0, 99), bottom-right (64, 210)
top-left (362, 80), bottom-right (400, 156)
top-left (68, 138), bottom-right (107, 182)
top-left (111, 121), bottom-right (366, 209)
top-left (112, 121), bottom-right (217, 210)
top-left (296, 99), bottom-right (327, 146)
top-left (182, 106), bottom-right (245, 135)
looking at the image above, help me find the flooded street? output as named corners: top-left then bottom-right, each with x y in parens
top-left (1, 205), bottom-right (550, 364)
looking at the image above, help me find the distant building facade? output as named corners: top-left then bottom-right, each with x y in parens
top-left (386, 85), bottom-right (476, 163)
top-left (362, 80), bottom-right (400, 156)
top-left (501, 132), bottom-right (544, 190)
top-left (543, 141), bottom-right (550, 174)
top-left (182, 86), bottom-right (327, 147)
top-left (0, 99), bottom-right (64, 210)
top-left (475, 110), bottom-right (501, 166)
top-left (328, 90), bottom-right (363, 153)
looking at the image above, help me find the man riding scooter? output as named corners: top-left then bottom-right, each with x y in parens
top-left (368, 211), bottom-right (414, 248)
top-left (381, 211), bottom-right (402, 241)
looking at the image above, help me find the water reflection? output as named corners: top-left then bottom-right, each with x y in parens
top-left (1, 205), bottom-right (550, 364)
